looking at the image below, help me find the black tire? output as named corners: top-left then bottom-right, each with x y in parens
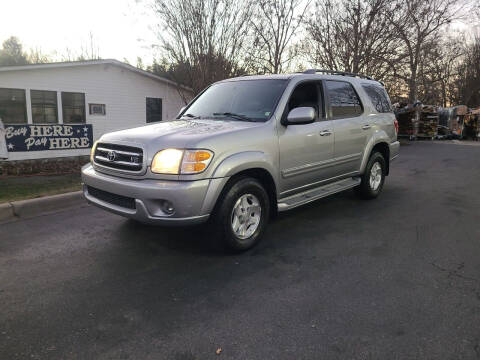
top-left (355, 152), bottom-right (386, 200)
top-left (210, 177), bottom-right (270, 252)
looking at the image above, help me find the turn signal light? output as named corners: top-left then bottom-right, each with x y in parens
top-left (195, 151), bottom-right (211, 162)
top-left (182, 162), bottom-right (207, 173)
top-left (181, 150), bottom-right (213, 174)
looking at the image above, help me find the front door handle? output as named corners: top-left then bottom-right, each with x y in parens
top-left (362, 124), bottom-right (371, 130)
top-left (319, 130), bottom-right (332, 136)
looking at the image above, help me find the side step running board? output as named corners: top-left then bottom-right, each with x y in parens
top-left (277, 177), bottom-right (361, 212)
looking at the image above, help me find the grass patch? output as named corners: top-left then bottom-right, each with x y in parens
top-left (0, 173), bottom-right (82, 203)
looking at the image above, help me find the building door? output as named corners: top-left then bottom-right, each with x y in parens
top-left (146, 97), bottom-right (162, 123)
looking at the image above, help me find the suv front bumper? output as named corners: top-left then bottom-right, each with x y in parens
top-left (81, 164), bottom-right (227, 226)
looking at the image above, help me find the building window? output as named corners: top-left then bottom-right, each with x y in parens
top-left (31, 90), bottom-right (58, 124)
top-left (146, 97), bottom-right (162, 123)
top-left (325, 81), bottom-right (363, 118)
top-left (62, 92), bottom-right (85, 123)
top-left (0, 88), bottom-right (27, 124)
top-left (89, 103), bottom-right (106, 115)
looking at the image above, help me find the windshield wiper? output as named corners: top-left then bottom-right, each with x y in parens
top-left (181, 113), bottom-right (200, 119)
top-left (212, 112), bottom-right (256, 122)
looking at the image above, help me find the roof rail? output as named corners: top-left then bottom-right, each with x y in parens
top-left (302, 69), bottom-right (376, 81)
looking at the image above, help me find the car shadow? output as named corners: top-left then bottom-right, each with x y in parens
top-left (113, 188), bottom-right (362, 259)
top-left (116, 218), bottom-right (225, 256)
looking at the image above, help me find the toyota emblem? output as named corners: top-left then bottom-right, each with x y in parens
top-left (107, 150), bottom-right (117, 162)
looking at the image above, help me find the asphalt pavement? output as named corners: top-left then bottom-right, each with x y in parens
top-left (1, 141), bottom-right (480, 360)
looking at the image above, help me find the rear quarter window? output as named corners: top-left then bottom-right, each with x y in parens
top-left (362, 84), bottom-right (393, 113)
top-left (325, 80), bottom-right (363, 118)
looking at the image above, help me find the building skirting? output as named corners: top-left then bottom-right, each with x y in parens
top-left (0, 155), bottom-right (90, 177)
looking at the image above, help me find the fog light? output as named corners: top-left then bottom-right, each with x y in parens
top-left (160, 200), bottom-right (175, 215)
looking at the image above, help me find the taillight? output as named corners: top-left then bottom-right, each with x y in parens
top-left (394, 118), bottom-right (399, 135)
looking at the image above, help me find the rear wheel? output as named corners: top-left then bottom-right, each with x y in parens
top-left (211, 177), bottom-right (270, 252)
top-left (355, 152), bottom-right (386, 199)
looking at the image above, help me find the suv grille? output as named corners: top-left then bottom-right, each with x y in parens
top-left (87, 186), bottom-right (136, 209)
top-left (94, 143), bottom-right (143, 172)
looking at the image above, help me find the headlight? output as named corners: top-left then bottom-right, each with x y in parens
top-left (90, 141), bottom-right (98, 163)
top-left (151, 148), bottom-right (184, 174)
top-left (151, 149), bottom-right (213, 174)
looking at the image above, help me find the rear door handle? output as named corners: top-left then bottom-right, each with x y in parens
top-left (362, 124), bottom-right (371, 130)
top-left (319, 130), bottom-right (332, 136)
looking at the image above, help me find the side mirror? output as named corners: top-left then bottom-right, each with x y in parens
top-left (285, 107), bottom-right (315, 125)
top-left (177, 106), bottom-right (186, 118)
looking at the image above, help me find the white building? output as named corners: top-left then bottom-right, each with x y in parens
top-left (0, 59), bottom-right (192, 161)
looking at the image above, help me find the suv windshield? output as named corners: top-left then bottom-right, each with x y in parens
top-left (181, 79), bottom-right (288, 122)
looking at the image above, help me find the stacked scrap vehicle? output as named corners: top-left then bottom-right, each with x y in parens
top-left (463, 107), bottom-right (479, 140)
top-left (394, 102), bottom-right (439, 140)
top-left (417, 104), bottom-right (439, 139)
top-left (394, 103), bottom-right (417, 140)
top-left (450, 105), bottom-right (469, 138)
top-left (438, 105), bottom-right (479, 140)
top-left (474, 108), bottom-right (480, 140)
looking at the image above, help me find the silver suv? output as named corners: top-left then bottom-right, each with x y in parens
top-left (82, 70), bottom-right (400, 251)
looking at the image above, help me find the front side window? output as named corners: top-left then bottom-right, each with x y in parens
top-left (285, 81), bottom-right (322, 121)
top-left (146, 97), bottom-right (162, 123)
top-left (362, 84), bottom-right (392, 113)
top-left (31, 90), bottom-right (58, 124)
top-left (0, 88), bottom-right (27, 124)
top-left (62, 92), bottom-right (85, 123)
top-left (183, 79), bottom-right (288, 122)
top-left (325, 80), bottom-right (363, 118)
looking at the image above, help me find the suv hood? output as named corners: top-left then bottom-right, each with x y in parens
top-left (99, 119), bottom-right (262, 157)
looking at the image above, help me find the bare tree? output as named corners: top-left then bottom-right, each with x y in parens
top-left (61, 32), bottom-right (101, 61)
top-left (136, 56), bottom-right (145, 70)
top-left (27, 47), bottom-right (52, 64)
top-left (303, 0), bottom-right (399, 79)
top-left (250, 0), bottom-right (310, 74)
top-left (153, 0), bottom-right (254, 94)
top-left (78, 32), bottom-right (101, 60)
top-left (454, 30), bottom-right (480, 106)
top-left (415, 33), bottom-right (464, 106)
top-left (148, 57), bottom-right (195, 103)
top-left (385, 0), bottom-right (464, 102)
top-left (0, 36), bottom-right (29, 66)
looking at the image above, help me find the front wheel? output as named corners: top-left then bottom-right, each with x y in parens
top-left (355, 152), bottom-right (386, 199)
top-left (211, 177), bottom-right (270, 252)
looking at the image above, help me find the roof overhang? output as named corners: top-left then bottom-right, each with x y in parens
top-left (0, 59), bottom-right (193, 93)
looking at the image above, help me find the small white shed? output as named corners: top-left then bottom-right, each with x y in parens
top-left (0, 59), bottom-right (192, 161)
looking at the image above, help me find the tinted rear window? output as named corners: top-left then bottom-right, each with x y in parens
top-left (325, 80), bottom-right (363, 118)
top-left (362, 84), bottom-right (392, 113)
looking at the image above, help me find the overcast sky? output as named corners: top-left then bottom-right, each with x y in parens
top-left (0, 0), bottom-right (158, 65)
top-left (0, 0), bottom-right (475, 67)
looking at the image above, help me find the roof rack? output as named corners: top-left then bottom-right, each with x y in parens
top-left (302, 69), bottom-right (376, 81)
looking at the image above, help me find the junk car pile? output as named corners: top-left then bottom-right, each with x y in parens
top-left (395, 102), bottom-right (479, 141)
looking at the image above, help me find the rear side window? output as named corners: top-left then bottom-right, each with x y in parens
top-left (362, 84), bottom-right (392, 113)
top-left (325, 81), bottom-right (363, 118)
